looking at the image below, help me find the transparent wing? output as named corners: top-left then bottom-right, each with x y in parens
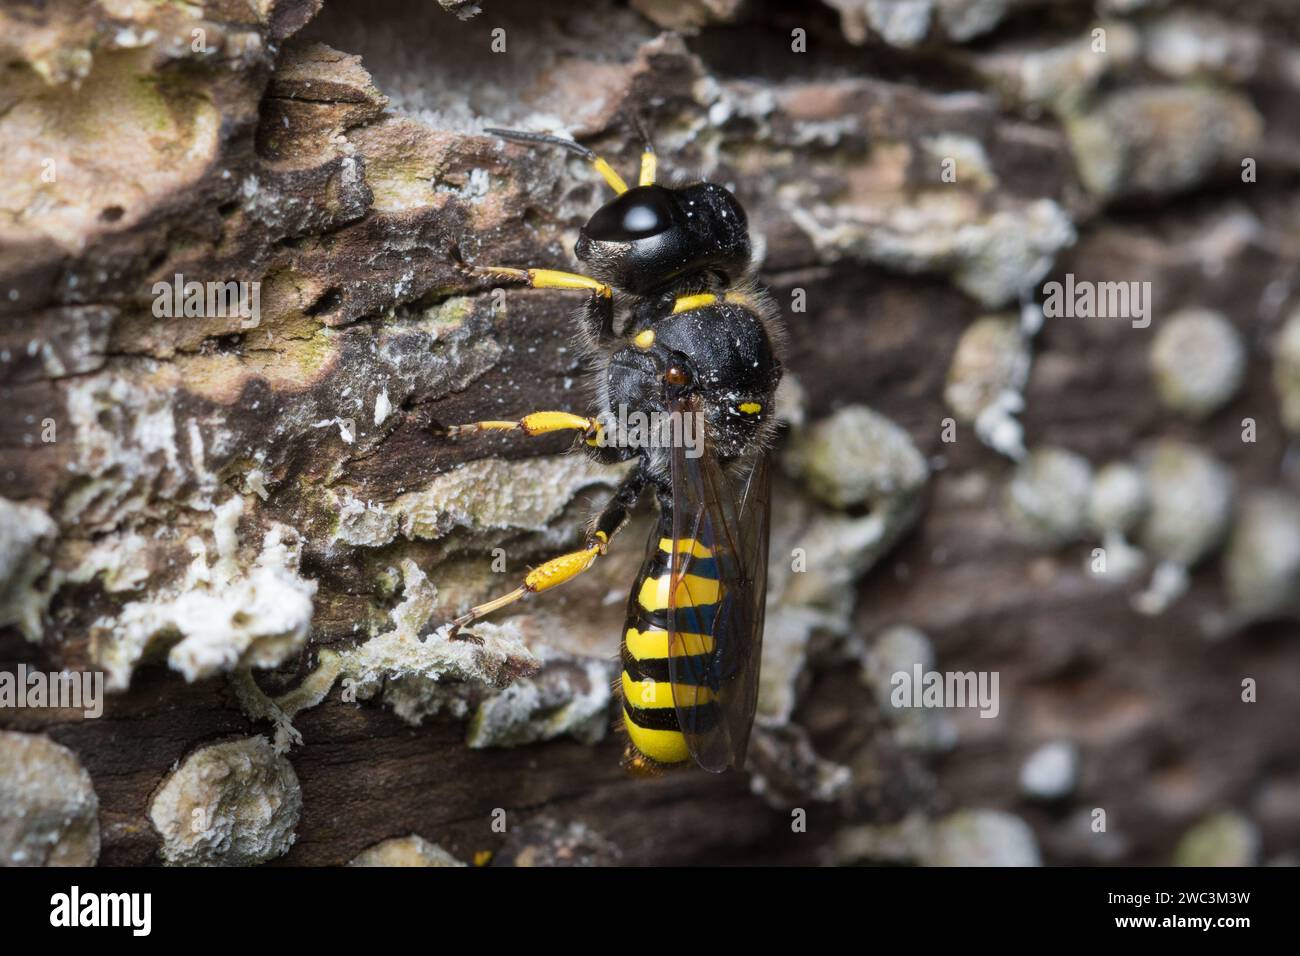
top-left (666, 398), bottom-right (772, 772)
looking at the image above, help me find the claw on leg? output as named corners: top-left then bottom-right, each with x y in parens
top-left (446, 586), bottom-right (527, 640)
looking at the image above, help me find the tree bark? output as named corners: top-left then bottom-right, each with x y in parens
top-left (1, 0), bottom-right (1298, 867)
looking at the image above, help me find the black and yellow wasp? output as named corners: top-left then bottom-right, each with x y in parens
top-left (439, 122), bottom-right (784, 773)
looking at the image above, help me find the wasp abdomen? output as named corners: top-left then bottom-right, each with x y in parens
top-left (620, 515), bottom-right (723, 766)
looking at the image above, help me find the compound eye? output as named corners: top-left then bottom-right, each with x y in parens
top-left (584, 186), bottom-right (674, 242)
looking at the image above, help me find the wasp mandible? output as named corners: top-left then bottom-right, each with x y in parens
top-left (440, 121), bottom-right (784, 773)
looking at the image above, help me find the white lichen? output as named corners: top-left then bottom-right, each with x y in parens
top-left (373, 387), bottom-right (393, 426)
top-left (149, 735), bottom-right (301, 866)
top-left (836, 808), bottom-right (1041, 866)
top-left (972, 22), bottom-right (1141, 117)
top-left (0, 497), bottom-right (57, 641)
top-left (0, 731), bottom-right (100, 866)
top-left (1223, 490), bottom-right (1300, 625)
top-left (93, 498), bottom-right (317, 690)
top-left (791, 194), bottom-right (1075, 310)
top-left (331, 560), bottom-right (539, 724)
top-left (1004, 446), bottom-right (1094, 549)
top-left (333, 455), bottom-right (627, 548)
top-left (243, 468), bottom-right (271, 501)
top-left (1130, 439), bottom-right (1233, 615)
top-left (1066, 86), bottom-right (1262, 199)
top-left (1136, 439), bottom-right (1233, 568)
top-left (945, 314), bottom-right (1030, 459)
top-left (1019, 741), bottom-right (1079, 801)
top-left (785, 405), bottom-right (929, 515)
top-left (1086, 461), bottom-right (1150, 582)
top-left (467, 648), bottom-right (614, 748)
top-left (348, 835), bottom-right (466, 866)
top-left (1088, 461), bottom-right (1149, 537)
top-left (61, 372), bottom-right (191, 529)
top-left (1144, 11), bottom-right (1262, 82)
top-left (921, 133), bottom-right (998, 191)
top-left (1150, 308), bottom-right (1245, 419)
top-left (928, 809), bottom-right (1042, 866)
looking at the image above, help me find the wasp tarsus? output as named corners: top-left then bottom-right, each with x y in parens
top-left (447, 628), bottom-right (485, 646)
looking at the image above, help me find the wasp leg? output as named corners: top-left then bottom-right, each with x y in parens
top-left (440, 410), bottom-right (604, 449)
top-left (446, 466), bottom-right (647, 640)
top-left (672, 292), bottom-right (719, 313)
top-left (471, 265), bottom-right (615, 341)
top-left (471, 265), bottom-right (612, 298)
top-left (445, 538), bottom-right (604, 641)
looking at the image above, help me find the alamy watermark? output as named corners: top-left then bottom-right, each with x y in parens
top-left (594, 404), bottom-right (705, 459)
top-left (1042, 273), bottom-right (1151, 329)
top-left (50, 886), bottom-right (151, 936)
top-left (890, 664), bottom-right (1000, 718)
top-left (152, 273), bottom-right (261, 328)
top-left (0, 665), bottom-right (104, 718)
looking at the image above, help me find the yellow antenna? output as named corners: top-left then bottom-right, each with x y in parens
top-left (485, 127), bottom-right (628, 194)
top-left (632, 113), bottom-right (656, 186)
top-left (638, 148), bottom-right (656, 187)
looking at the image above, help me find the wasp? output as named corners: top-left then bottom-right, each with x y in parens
top-left (439, 122), bottom-right (783, 773)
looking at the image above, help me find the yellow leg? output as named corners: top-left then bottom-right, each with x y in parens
top-left (672, 292), bottom-right (718, 314)
top-left (471, 265), bottom-right (612, 298)
top-left (668, 291), bottom-right (753, 314)
top-left (447, 531), bottom-right (610, 639)
top-left (442, 410), bottom-right (603, 447)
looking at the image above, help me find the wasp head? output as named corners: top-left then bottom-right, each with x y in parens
top-left (575, 183), bottom-right (752, 296)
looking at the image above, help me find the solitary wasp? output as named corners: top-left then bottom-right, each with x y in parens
top-left (440, 122), bottom-right (784, 773)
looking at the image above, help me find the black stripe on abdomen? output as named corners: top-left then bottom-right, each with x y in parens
top-left (620, 650), bottom-right (713, 686)
top-left (621, 699), bottom-right (720, 732)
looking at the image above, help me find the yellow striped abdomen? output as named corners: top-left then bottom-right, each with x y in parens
top-left (620, 521), bottom-right (721, 767)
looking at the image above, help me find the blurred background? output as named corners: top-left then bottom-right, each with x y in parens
top-left (1, 0), bottom-right (1297, 866)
